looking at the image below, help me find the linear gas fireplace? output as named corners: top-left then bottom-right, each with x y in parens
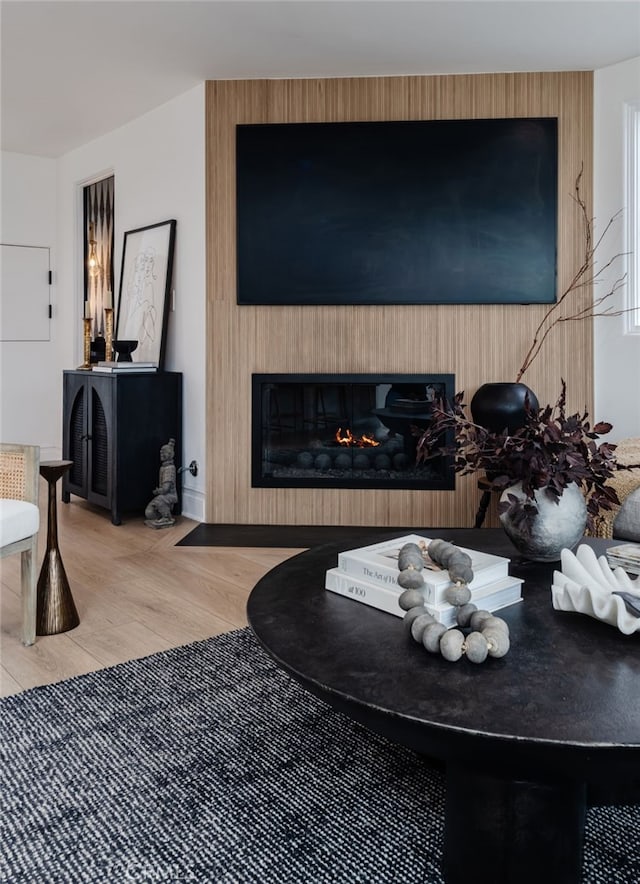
top-left (252, 373), bottom-right (455, 490)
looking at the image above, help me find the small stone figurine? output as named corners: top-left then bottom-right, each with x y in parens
top-left (145, 438), bottom-right (178, 529)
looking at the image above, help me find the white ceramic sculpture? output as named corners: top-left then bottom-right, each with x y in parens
top-left (552, 544), bottom-right (640, 635)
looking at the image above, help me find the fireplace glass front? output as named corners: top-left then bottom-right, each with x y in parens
top-left (252, 374), bottom-right (455, 490)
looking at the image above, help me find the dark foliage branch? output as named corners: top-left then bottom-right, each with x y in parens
top-left (415, 380), bottom-right (619, 535)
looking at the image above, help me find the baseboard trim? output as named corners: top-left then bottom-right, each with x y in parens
top-left (180, 487), bottom-right (205, 523)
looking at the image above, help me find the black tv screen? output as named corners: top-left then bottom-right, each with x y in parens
top-left (236, 117), bottom-right (558, 306)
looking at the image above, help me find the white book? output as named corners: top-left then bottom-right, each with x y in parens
top-left (325, 568), bottom-right (523, 627)
top-left (97, 360), bottom-right (158, 368)
top-left (337, 534), bottom-right (511, 606)
top-left (606, 543), bottom-right (640, 576)
top-left (92, 365), bottom-right (157, 374)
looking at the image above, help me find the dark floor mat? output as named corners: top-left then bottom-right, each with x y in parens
top-left (176, 523), bottom-right (421, 548)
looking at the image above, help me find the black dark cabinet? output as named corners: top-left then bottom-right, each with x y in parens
top-left (62, 370), bottom-right (182, 525)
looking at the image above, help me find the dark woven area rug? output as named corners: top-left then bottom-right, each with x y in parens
top-left (1, 629), bottom-right (638, 883)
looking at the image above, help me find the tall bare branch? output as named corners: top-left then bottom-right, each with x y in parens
top-left (516, 167), bottom-right (628, 383)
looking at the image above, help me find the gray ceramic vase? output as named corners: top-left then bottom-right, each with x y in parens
top-left (499, 481), bottom-right (587, 562)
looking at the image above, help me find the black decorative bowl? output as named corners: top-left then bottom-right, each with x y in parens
top-left (112, 340), bottom-right (138, 362)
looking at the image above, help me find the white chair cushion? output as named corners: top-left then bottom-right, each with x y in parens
top-left (0, 499), bottom-right (40, 546)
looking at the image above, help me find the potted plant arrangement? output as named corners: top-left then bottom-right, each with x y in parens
top-left (415, 381), bottom-right (619, 561)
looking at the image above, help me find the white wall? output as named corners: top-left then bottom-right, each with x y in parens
top-left (594, 56), bottom-right (640, 441)
top-left (0, 152), bottom-right (60, 457)
top-left (59, 83), bottom-right (206, 520)
top-left (1, 84), bottom-right (206, 519)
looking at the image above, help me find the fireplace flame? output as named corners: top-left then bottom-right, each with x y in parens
top-left (335, 428), bottom-right (380, 448)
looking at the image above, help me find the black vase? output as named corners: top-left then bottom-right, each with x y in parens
top-left (470, 382), bottom-right (539, 434)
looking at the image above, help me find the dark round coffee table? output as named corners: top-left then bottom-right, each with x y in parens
top-left (247, 528), bottom-right (640, 884)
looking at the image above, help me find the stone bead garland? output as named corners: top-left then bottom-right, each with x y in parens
top-left (397, 539), bottom-right (511, 663)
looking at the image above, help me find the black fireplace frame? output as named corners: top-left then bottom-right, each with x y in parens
top-left (251, 373), bottom-right (455, 491)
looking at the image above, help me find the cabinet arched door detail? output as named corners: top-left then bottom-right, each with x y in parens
top-left (90, 385), bottom-right (109, 498)
top-left (67, 382), bottom-right (86, 489)
top-left (62, 370), bottom-right (182, 525)
top-left (62, 372), bottom-right (112, 513)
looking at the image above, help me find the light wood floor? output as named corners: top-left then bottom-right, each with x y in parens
top-left (0, 489), bottom-right (303, 697)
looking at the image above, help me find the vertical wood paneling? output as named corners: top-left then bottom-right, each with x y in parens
top-left (206, 72), bottom-right (593, 527)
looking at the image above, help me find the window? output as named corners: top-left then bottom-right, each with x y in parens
top-left (625, 100), bottom-right (640, 333)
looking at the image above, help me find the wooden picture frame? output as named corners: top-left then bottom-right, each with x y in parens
top-left (115, 220), bottom-right (176, 367)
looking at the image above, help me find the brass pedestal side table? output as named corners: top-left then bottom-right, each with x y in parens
top-left (37, 460), bottom-right (79, 635)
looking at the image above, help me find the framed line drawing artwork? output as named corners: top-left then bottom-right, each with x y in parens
top-left (115, 220), bottom-right (176, 367)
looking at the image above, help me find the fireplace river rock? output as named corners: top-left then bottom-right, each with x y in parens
top-left (264, 430), bottom-right (417, 479)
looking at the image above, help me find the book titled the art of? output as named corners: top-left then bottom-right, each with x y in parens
top-left (325, 567), bottom-right (523, 625)
top-left (337, 534), bottom-right (511, 606)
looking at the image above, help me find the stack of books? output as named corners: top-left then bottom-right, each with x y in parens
top-left (325, 534), bottom-right (523, 626)
top-left (92, 361), bottom-right (157, 374)
top-left (606, 543), bottom-right (640, 576)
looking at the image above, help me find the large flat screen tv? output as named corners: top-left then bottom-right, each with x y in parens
top-left (236, 117), bottom-right (558, 306)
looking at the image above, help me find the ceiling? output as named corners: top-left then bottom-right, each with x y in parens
top-left (2, 0), bottom-right (639, 158)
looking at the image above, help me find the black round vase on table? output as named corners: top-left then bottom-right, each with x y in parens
top-left (470, 382), bottom-right (539, 433)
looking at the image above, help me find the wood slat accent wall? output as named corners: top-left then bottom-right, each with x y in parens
top-left (205, 72), bottom-right (593, 527)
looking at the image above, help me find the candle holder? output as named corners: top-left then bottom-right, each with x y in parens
top-left (77, 317), bottom-right (93, 370)
top-left (104, 307), bottom-right (114, 363)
